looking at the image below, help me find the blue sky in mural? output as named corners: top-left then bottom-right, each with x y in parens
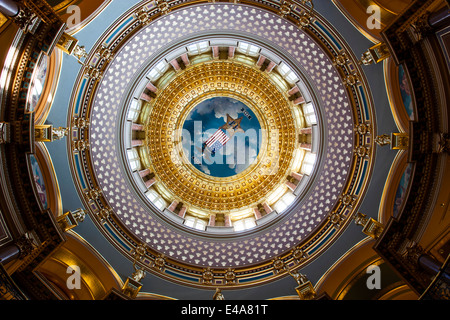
top-left (182, 97), bottom-right (262, 177)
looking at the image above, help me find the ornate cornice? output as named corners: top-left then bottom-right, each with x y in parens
top-left (0, 3), bottom-right (68, 299)
top-left (374, 0), bottom-right (449, 296)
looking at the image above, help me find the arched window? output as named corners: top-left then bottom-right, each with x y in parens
top-left (148, 60), bottom-right (169, 82)
top-left (237, 42), bottom-right (260, 56)
top-left (233, 217), bottom-right (256, 232)
top-left (302, 102), bottom-right (317, 126)
top-left (27, 54), bottom-right (49, 112)
top-left (277, 62), bottom-right (299, 85)
top-left (273, 191), bottom-right (296, 213)
top-left (187, 41), bottom-right (210, 55)
top-left (184, 216), bottom-right (207, 231)
top-left (127, 148), bottom-right (141, 171)
top-left (127, 99), bottom-right (142, 121)
top-left (146, 188), bottom-right (167, 210)
top-left (301, 152), bottom-right (317, 175)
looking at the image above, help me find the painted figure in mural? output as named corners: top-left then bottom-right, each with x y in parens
top-left (184, 97), bottom-right (261, 177)
top-left (34, 175), bottom-right (47, 205)
top-left (219, 114), bottom-right (245, 137)
top-left (200, 114), bottom-right (245, 159)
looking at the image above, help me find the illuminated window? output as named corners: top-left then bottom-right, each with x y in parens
top-left (148, 60), bottom-right (168, 81)
top-left (127, 99), bottom-right (142, 121)
top-left (127, 148), bottom-right (141, 171)
top-left (267, 184), bottom-right (288, 205)
top-left (187, 41), bottom-right (210, 55)
top-left (237, 42), bottom-right (260, 56)
top-left (301, 152), bottom-right (317, 175)
top-left (145, 189), bottom-right (167, 211)
top-left (292, 106), bottom-right (303, 128)
top-left (233, 217), bottom-right (256, 232)
top-left (184, 216), bottom-right (207, 231)
top-left (27, 54), bottom-right (48, 112)
top-left (302, 102), bottom-right (317, 126)
top-left (291, 148), bottom-right (305, 173)
top-left (154, 198), bottom-right (167, 211)
top-left (273, 191), bottom-right (296, 213)
top-left (277, 62), bottom-right (299, 85)
top-left (269, 72), bottom-right (290, 91)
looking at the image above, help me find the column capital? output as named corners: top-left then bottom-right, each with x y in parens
top-left (353, 212), bottom-right (384, 239)
top-left (359, 42), bottom-right (390, 66)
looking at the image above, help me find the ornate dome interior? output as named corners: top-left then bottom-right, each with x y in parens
top-left (0, 0), bottom-right (449, 302)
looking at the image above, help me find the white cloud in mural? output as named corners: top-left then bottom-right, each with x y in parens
top-left (195, 97), bottom-right (244, 122)
top-left (200, 165), bottom-right (211, 175)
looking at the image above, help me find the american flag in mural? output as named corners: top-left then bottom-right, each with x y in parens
top-left (205, 129), bottom-right (229, 153)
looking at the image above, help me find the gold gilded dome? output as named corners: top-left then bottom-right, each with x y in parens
top-left (143, 60), bottom-right (297, 215)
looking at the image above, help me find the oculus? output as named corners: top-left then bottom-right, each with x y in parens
top-left (182, 96), bottom-right (262, 178)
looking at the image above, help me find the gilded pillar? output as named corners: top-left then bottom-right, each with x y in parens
top-left (353, 212), bottom-right (384, 239)
top-left (57, 209), bottom-right (86, 232)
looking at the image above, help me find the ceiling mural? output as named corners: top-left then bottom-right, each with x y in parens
top-left (182, 96), bottom-right (262, 178)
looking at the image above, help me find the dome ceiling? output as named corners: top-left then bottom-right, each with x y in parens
top-left (142, 60), bottom-right (297, 213)
top-left (67, 1), bottom-right (376, 289)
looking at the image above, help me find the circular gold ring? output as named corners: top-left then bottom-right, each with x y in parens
top-left (144, 60), bottom-right (297, 215)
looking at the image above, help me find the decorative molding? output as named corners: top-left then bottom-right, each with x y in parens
top-left (374, 0), bottom-right (448, 296)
